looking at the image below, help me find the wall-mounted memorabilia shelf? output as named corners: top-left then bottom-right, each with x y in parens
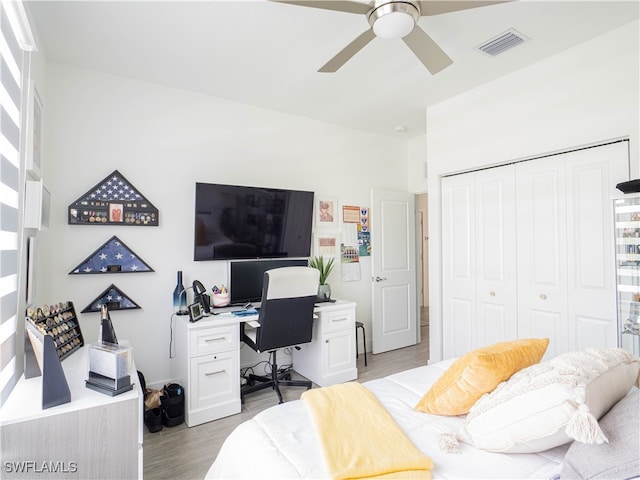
top-left (68, 170), bottom-right (158, 226)
top-left (82, 284), bottom-right (141, 313)
top-left (26, 301), bottom-right (85, 362)
top-left (70, 235), bottom-right (154, 274)
top-left (614, 194), bottom-right (640, 357)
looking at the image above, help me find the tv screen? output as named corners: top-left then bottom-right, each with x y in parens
top-left (194, 183), bottom-right (314, 261)
top-left (229, 258), bottom-right (309, 305)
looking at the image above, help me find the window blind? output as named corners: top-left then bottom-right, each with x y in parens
top-left (0, 0), bottom-right (29, 406)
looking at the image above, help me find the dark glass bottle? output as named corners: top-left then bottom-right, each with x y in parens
top-left (173, 271), bottom-right (186, 313)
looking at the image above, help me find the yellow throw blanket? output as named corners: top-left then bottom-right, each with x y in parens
top-left (302, 382), bottom-right (433, 480)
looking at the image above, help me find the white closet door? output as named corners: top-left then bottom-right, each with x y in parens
top-left (516, 157), bottom-right (568, 359)
top-left (475, 165), bottom-right (518, 347)
top-left (442, 174), bottom-right (476, 358)
top-left (442, 166), bottom-right (517, 357)
top-left (565, 142), bottom-right (629, 351)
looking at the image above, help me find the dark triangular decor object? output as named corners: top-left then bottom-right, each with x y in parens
top-left (82, 284), bottom-right (141, 313)
top-left (616, 179), bottom-right (640, 194)
top-left (70, 235), bottom-right (154, 274)
top-left (68, 170), bottom-right (158, 226)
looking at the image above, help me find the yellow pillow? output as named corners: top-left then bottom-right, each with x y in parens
top-left (415, 338), bottom-right (549, 416)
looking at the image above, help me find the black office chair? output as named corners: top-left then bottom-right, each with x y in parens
top-left (241, 266), bottom-right (319, 404)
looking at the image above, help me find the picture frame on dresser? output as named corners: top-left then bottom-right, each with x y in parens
top-left (25, 80), bottom-right (43, 179)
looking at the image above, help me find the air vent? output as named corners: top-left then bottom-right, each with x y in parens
top-left (476, 29), bottom-right (528, 57)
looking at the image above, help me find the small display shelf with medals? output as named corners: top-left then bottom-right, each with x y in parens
top-left (26, 301), bottom-right (84, 361)
top-left (68, 169), bottom-right (158, 226)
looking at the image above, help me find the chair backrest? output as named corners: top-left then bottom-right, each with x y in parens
top-left (255, 266), bottom-right (319, 352)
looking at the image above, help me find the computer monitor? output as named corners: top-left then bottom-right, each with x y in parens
top-left (229, 258), bottom-right (309, 305)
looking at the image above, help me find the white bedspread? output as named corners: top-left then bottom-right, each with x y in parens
top-left (207, 359), bottom-right (568, 479)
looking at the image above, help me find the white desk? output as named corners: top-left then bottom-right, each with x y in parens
top-left (171, 299), bottom-right (357, 427)
top-left (0, 344), bottom-right (143, 479)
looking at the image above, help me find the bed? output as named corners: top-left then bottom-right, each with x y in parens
top-left (207, 345), bottom-right (640, 480)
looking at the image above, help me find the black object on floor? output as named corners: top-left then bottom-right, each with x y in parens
top-left (162, 383), bottom-right (185, 427)
top-left (145, 407), bottom-right (163, 433)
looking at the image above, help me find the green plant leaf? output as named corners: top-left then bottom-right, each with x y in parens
top-left (308, 255), bottom-right (335, 285)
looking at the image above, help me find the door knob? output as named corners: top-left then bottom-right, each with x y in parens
top-left (540, 293), bottom-right (547, 300)
top-left (489, 291), bottom-right (496, 297)
top-left (374, 276), bottom-right (387, 282)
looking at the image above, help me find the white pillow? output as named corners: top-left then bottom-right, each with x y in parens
top-left (458, 348), bottom-right (640, 453)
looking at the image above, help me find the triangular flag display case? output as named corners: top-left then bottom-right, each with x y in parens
top-left (82, 284), bottom-right (141, 313)
top-left (70, 236), bottom-right (154, 274)
top-left (68, 170), bottom-right (158, 226)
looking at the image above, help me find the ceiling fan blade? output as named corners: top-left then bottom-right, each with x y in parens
top-left (418, 1), bottom-right (513, 16)
top-left (270, 0), bottom-right (371, 15)
top-left (402, 26), bottom-right (453, 75)
top-left (319, 29), bottom-right (376, 73)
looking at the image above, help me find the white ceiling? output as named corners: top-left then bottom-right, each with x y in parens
top-left (25, 0), bottom-right (639, 139)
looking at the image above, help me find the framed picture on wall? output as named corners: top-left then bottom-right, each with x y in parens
top-left (25, 81), bottom-right (43, 179)
top-left (314, 233), bottom-right (340, 258)
top-left (26, 236), bottom-right (37, 306)
top-left (315, 195), bottom-right (338, 229)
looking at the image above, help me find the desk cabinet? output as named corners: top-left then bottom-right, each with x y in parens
top-left (293, 301), bottom-right (357, 387)
top-left (172, 317), bottom-right (241, 427)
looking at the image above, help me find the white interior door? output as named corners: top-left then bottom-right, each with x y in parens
top-left (441, 174), bottom-right (476, 358)
top-left (474, 166), bottom-right (518, 348)
top-left (371, 189), bottom-right (417, 354)
top-left (516, 156), bottom-right (569, 359)
top-left (564, 142), bottom-right (629, 351)
top-left (442, 166), bottom-right (517, 357)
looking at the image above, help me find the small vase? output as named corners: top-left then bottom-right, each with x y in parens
top-left (317, 284), bottom-right (331, 302)
top-left (173, 271), bottom-right (186, 313)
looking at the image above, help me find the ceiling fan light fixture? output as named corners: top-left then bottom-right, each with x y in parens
top-left (368, 1), bottom-right (419, 39)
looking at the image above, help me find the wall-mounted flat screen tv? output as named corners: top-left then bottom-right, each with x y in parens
top-left (194, 182), bottom-right (314, 261)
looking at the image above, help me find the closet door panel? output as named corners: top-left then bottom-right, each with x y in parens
top-left (527, 309), bottom-right (565, 359)
top-left (565, 142), bottom-right (629, 350)
top-left (442, 175), bottom-right (476, 358)
top-left (516, 157), bottom-right (568, 354)
top-left (475, 166), bottom-right (517, 346)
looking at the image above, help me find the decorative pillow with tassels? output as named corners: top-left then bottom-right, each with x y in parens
top-left (450, 348), bottom-right (640, 454)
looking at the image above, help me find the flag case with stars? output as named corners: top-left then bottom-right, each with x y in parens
top-left (82, 284), bottom-right (141, 313)
top-left (68, 170), bottom-right (158, 226)
top-left (70, 236), bottom-right (154, 275)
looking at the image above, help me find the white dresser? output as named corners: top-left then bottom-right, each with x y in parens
top-left (0, 344), bottom-right (143, 479)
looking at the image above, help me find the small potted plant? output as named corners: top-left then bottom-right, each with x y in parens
top-left (308, 255), bottom-right (335, 301)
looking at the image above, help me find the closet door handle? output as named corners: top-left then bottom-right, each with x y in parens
top-left (489, 291), bottom-right (496, 297)
top-left (539, 293), bottom-right (547, 300)
top-left (374, 276), bottom-right (387, 282)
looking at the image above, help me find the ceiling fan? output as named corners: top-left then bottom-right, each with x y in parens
top-left (272, 0), bottom-right (512, 74)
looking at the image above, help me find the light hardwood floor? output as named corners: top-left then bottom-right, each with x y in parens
top-left (143, 315), bottom-right (429, 480)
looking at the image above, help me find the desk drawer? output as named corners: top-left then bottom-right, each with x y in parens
top-left (321, 307), bottom-right (355, 334)
top-left (190, 324), bottom-right (238, 357)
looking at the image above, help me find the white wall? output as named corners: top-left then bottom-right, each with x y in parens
top-left (427, 21), bottom-right (640, 361)
top-left (34, 63), bottom-right (409, 385)
top-left (407, 134), bottom-right (427, 194)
